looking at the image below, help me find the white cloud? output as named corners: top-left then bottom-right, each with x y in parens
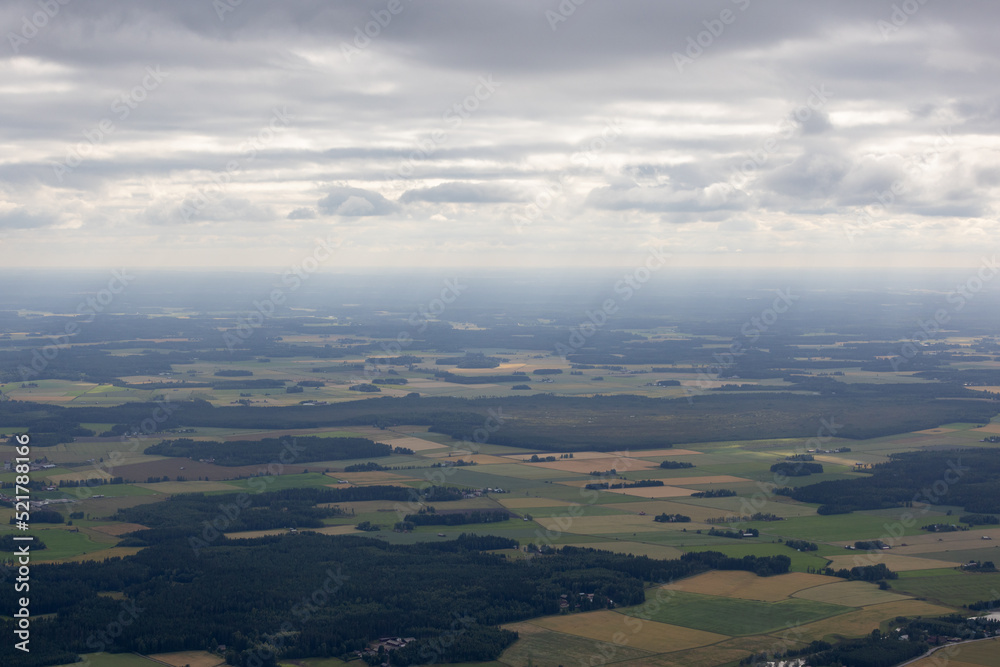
top-left (0, 0), bottom-right (998, 266)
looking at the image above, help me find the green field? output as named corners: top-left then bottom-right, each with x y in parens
top-left (889, 572), bottom-right (1000, 607)
top-left (53, 653), bottom-right (163, 667)
top-left (497, 625), bottom-right (653, 667)
top-left (65, 484), bottom-right (160, 498)
top-left (278, 659), bottom-right (350, 667)
top-left (0, 526), bottom-right (119, 561)
top-left (224, 472), bottom-right (344, 492)
top-left (742, 510), bottom-right (927, 543)
top-left (619, 590), bottom-right (852, 636)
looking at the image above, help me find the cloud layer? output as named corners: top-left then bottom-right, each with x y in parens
top-left (2, 0), bottom-right (998, 267)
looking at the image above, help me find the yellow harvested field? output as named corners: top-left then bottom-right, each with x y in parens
top-left (791, 580), bottom-right (911, 606)
top-left (529, 610), bottom-right (729, 653)
top-left (148, 651), bottom-right (226, 667)
top-left (524, 457), bottom-right (660, 473)
top-left (811, 454), bottom-right (858, 465)
top-left (968, 388), bottom-right (1000, 397)
top-left (374, 435), bottom-right (447, 452)
top-left (973, 423), bottom-right (1000, 434)
top-left (790, 600), bottom-right (956, 642)
top-left (569, 541), bottom-right (684, 559)
top-left (91, 523), bottom-right (149, 536)
top-left (908, 638), bottom-right (1000, 667)
top-left (824, 553), bottom-right (958, 572)
top-left (662, 571), bottom-right (834, 601)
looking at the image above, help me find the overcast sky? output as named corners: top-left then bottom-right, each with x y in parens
top-left (1, 0), bottom-right (997, 270)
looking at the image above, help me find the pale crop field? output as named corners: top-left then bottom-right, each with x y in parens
top-left (662, 570), bottom-right (834, 602)
top-left (497, 621), bottom-right (654, 667)
top-left (524, 457), bottom-right (660, 474)
top-left (789, 599), bottom-right (957, 643)
top-left (134, 480), bottom-right (243, 493)
top-left (791, 580), bottom-right (912, 607)
top-left (529, 610), bottom-right (730, 653)
top-left (90, 522), bottom-right (149, 536)
top-left (824, 553), bottom-right (964, 572)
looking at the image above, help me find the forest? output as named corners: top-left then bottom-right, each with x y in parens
top-left (753, 614), bottom-right (1000, 667)
top-left (4, 384), bottom-right (997, 452)
top-left (0, 533), bottom-right (792, 667)
top-left (112, 485), bottom-right (463, 545)
top-left (787, 448), bottom-right (1000, 514)
top-left (144, 436), bottom-right (405, 466)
